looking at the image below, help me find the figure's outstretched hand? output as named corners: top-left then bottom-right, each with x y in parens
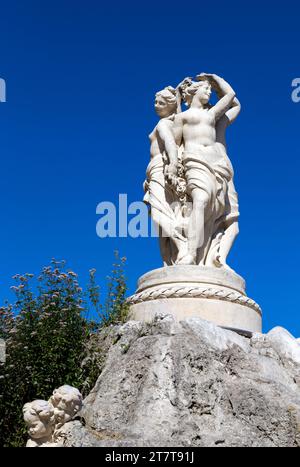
top-left (196, 73), bottom-right (221, 92)
top-left (196, 72), bottom-right (215, 80)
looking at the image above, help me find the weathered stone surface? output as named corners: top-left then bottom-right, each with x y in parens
top-left (60, 314), bottom-right (300, 447)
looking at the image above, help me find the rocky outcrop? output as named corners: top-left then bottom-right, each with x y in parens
top-left (59, 314), bottom-right (300, 447)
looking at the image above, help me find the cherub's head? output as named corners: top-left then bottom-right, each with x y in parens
top-left (50, 385), bottom-right (82, 426)
top-left (181, 80), bottom-right (212, 106)
top-left (23, 400), bottom-right (54, 440)
top-left (154, 86), bottom-right (177, 118)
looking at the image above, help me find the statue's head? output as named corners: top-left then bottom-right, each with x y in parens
top-left (181, 80), bottom-right (212, 106)
top-left (23, 400), bottom-right (54, 440)
top-left (155, 86), bottom-right (177, 118)
top-left (50, 385), bottom-right (83, 427)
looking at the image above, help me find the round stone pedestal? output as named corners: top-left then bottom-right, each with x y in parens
top-left (128, 265), bottom-right (262, 333)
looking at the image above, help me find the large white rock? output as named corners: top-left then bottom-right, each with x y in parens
top-left (181, 317), bottom-right (250, 352)
top-left (59, 314), bottom-right (300, 447)
top-left (266, 327), bottom-right (300, 365)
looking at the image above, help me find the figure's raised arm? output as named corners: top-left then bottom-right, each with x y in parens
top-left (225, 97), bottom-right (241, 124)
top-left (197, 73), bottom-right (236, 121)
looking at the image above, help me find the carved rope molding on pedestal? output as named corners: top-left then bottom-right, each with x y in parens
top-left (127, 286), bottom-right (262, 315)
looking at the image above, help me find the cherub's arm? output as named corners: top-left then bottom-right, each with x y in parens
top-left (197, 73), bottom-right (236, 121)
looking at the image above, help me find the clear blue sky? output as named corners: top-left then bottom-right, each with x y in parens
top-left (0, 1), bottom-right (299, 335)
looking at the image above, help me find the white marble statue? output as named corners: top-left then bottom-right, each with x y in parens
top-left (49, 385), bottom-right (83, 429)
top-left (23, 400), bottom-right (55, 447)
top-left (145, 73), bottom-right (241, 268)
top-left (23, 385), bottom-right (83, 447)
top-left (144, 86), bottom-right (189, 265)
top-left (130, 73), bottom-right (262, 332)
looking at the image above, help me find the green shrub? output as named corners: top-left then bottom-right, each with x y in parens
top-left (92, 253), bottom-right (129, 326)
top-left (0, 252), bottom-right (129, 447)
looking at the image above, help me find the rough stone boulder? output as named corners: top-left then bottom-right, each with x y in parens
top-left (59, 314), bottom-right (300, 447)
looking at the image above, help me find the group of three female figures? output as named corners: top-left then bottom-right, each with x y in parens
top-left (144, 73), bottom-right (240, 268)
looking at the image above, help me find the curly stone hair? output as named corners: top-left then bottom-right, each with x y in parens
top-left (23, 400), bottom-right (55, 425)
top-left (179, 78), bottom-right (211, 106)
top-left (155, 86), bottom-right (178, 107)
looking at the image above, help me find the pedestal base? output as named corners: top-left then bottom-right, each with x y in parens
top-left (128, 266), bottom-right (262, 333)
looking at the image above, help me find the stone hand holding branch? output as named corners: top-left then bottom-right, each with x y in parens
top-left (165, 161), bottom-right (178, 186)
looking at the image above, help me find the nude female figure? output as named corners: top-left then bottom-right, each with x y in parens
top-left (144, 86), bottom-right (188, 264)
top-left (172, 73), bottom-right (236, 265)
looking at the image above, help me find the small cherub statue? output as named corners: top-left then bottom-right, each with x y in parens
top-left (23, 400), bottom-right (55, 447)
top-left (49, 384), bottom-right (83, 429)
top-left (23, 385), bottom-right (83, 447)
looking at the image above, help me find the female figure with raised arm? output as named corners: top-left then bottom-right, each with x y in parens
top-left (173, 73), bottom-right (237, 265)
